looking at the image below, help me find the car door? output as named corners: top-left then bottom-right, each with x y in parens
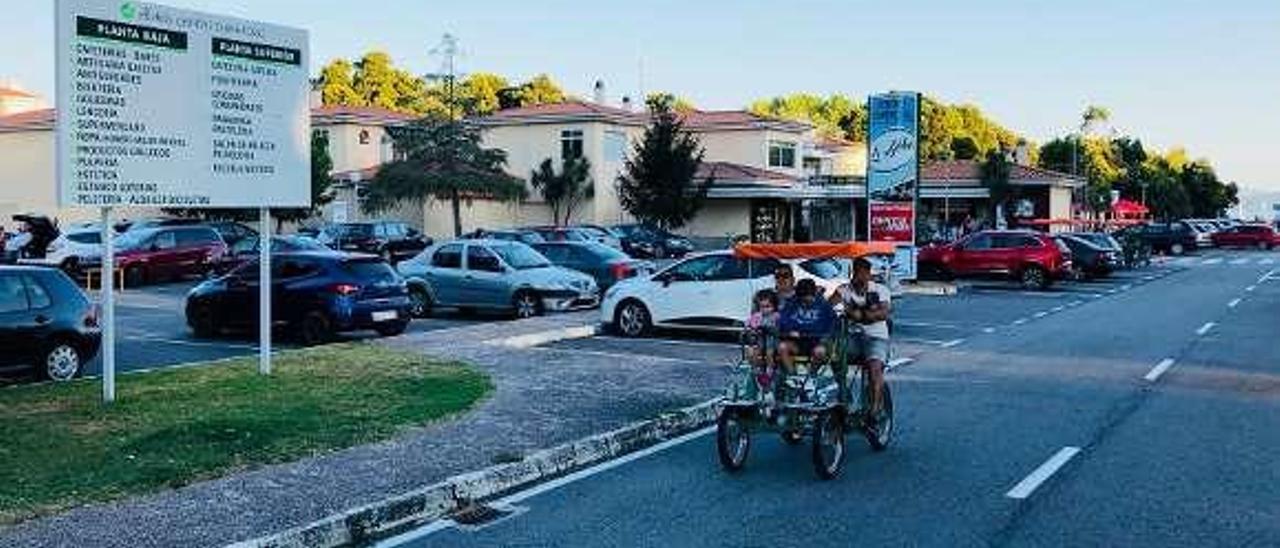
top-left (149, 230), bottom-right (180, 279)
top-left (650, 255), bottom-right (748, 328)
top-left (220, 261), bottom-right (262, 329)
top-left (463, 244), bottom-right (509, 308)
top-left (424, 243), bottom-right (465, 306)
top-left (0, 274), bottom-right (34, 366)
top-left (954, 233), bottom-right (995, 274)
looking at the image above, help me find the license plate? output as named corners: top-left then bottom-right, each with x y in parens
top-left (372, 310), bottom-right (397, 322)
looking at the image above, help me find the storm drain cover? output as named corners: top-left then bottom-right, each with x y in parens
top-left (450, 502), bottom-right (513, 527)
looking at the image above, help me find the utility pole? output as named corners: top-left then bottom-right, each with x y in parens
top-left (430, 33), bottom-right (460, 120)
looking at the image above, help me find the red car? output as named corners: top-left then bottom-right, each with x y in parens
top-left (1210, 224), bottom-right (1278, 250)
top-left (918, 230), bottom-right (1073, 290)
top-left (114, 226), bottom-right (227, 286)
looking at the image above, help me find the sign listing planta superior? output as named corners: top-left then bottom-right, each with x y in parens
top-left (56, 0), bottom-right (310, 208)
top-left (866, 91), bottom-right (920, 279)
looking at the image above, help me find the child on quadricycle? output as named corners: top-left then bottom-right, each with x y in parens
top-left (745, 289), bottom-right (781, 400)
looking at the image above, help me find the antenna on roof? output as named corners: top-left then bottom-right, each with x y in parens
top-left (429, 33), bottom-right (464, 119)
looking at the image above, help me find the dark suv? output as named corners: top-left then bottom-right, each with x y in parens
top-left (0, 266), bottom-right (101, 381)
top-left (316, 221), bottom-right (431, 264)
top-left (610, 224), bottom-right (695, 258)
top-left (185, 252), bottom-right (412, 346)
top-left (114, 226), bottom-right (228, 286)
top-left (918, 230), bottom-right (1073, 289)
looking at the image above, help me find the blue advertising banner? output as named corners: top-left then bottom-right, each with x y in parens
top-left (867, 92), bottom-right (921, 280)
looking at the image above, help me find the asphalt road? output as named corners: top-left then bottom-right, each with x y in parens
top-left (392, 249), bottom-right (1280, 548)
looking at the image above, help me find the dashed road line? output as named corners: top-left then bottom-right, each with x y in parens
top-left (1050, 305), bottom-right (1064, 312)
top-left (1230, 258), bottom-right (1249, 265)
top-left (1245, 285), bottom-right (1256, 292)
top-left (1012, 318), bottom-right (1028, 325)
top-left (1196, 322), bottom-right (1216, 336)
top-left (1119, 284), bottom-right (1132, 291)
top-left (1228, 298), bottom-right (1242, 308)
top-left (1144, 358), bottom-right (1176, 382)
top-left (939, 338), bottom-right (965, 348)
top-left (1202, 258), bottom-right (1223, 265)
top-left (1033, 311), bottom-right (1048, 318)
top-left (886, 357), bottom-right (914, 370)
top-left (1006, 447), bottom-right (1082, 500)
top-left (1067, 300), bottom-right (1084, 307)
top-left (982, 327), bottom-right (996, 334)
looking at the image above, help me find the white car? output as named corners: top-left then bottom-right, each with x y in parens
top-left (18, 228), bottom-right (102, 274)
top-left (602, 250), bottom-right (861, 337)
top-left (1185, 221), bottom-right (1217, 247)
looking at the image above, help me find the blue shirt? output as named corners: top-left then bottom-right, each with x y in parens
top-left (779, 298), bottom-right (835, 338)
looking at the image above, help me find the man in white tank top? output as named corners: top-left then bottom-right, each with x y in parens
top-left (829, 257), bottom-right (891, 417)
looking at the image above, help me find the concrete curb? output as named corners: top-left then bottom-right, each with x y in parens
top-left (901, 281), bottom-right (959, 296)
top-left (225, 398), bottom-right (720, 548)
top-left (487, 324), bottom-right (600, 349)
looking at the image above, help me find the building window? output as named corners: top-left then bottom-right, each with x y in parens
top-left (768, 141), bottom-right (796, 168)
top-left (380, 134), bottom-right (393, 163)
top-left (561, 129), bottom-right (584, 160)
top-left (359, 129), bottom-right (370, 145)
top-left (604, 130), bottom-right (627, 162)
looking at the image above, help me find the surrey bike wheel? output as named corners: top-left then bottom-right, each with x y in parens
top-left (811, 409), bottom-right (847, 480)
top-left (862, 380), bottom-right (895, 452)
top-left (716, 408), bottom-right (751, 472)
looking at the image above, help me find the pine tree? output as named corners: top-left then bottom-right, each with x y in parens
top-left (616, 96), bottom-right (712, 231)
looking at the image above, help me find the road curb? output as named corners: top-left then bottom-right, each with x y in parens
top-left (901, 281), bottom-right (959, 296)
top-left (225, 398), bottom-right (720, 548)
top-left (487, 324), bottom-right (600, 348)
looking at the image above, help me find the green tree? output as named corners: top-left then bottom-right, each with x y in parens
top-left (748, 93), bottom-right (860, 140)
top-left (517, 74), bottom-right (566, 106)
top-left (352, 52), bottom-right (402, 112)
top-left (616, 96), bottom-right (712, 231)
top-left (365, 117), bottom-right (526, 237)
top-left (981, 149), bottom-right (1014, 223)
top-left (459, 72), bottom-right (510, 116)
top-left (646, 92), bottom-right (696, 112)
top-left (950, 136), bottom-right (979, 160)
top-left (530, 157), bottom-right (594, 226)
top-left (318, 59), bottom-right (361, 107)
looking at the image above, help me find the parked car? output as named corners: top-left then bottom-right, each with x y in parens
top-left (315, 221), bottom-right (431, 263)
top-left (611, 224), bottom-right (695, 259)
top-left (1065, 231), bottom-right (1123, 254)
top-left (17, 227), bottom-right (102, 275)
top-left (217, 235), bottom-right (332, 274)
top-left (1058, 234), bottom-right (1116, 279)
top-left (527, 226), bottom-right (597, 244)
top-left (114, 225), bottom-right (228, 286)
top-left (1123, 222), bottom-right (1199, 255)
top-left (185, 252), bottom-right (411, 345)
top-left (531, 241), bottom-right (654, 292)
top-left (115, 217), bottom-right (201, 233)
top-left (397, 239), bottom-right (598, 319)
top-left (601, 250), bottom-right (793, 337)
top-left (917, 230), bottom-right (1072, 290)
top-left (207, 221), bottom-right (258, 247)
top-left (461, 228), bottom-right (546, 245)
top-left (570, 225), bottom-right (624, 250)
top-left (0, 266), bottom-right (101, 381)
top-left (1210, 224), bottom-right (1278, 250)
top-left (1185, 221), bottom-right (1217, 248)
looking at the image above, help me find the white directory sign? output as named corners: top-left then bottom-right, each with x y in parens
top-left (56, 0), bottom-right (310, 208)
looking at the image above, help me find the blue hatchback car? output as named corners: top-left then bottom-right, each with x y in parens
top-left (185, 251), bottom-right (411, 345)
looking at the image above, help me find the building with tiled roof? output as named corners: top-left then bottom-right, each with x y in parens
top-left (0, 84), bottom-right (48, 116)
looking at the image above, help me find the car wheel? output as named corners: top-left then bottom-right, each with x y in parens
top-left (513, 290), bottom-right (542, 319)
top-left (42, 342), bottom-right (82, 382)
top-left (124, 265), bottom-right (146, 288)
top-left (299, 311), bottom-right (334, 346)
top-left (615, 300), bottom-right (652, 337)
top-left (375, 319), bottom-right (409, 337)
top-left (1020, 265), bottom-right (1048, 290)
top-left (408, 285), bottom-right (433, 318)
top-left (1170, 242), bottom-right (1185, 256)
top-left (189, 304), bottom-right (218, 338)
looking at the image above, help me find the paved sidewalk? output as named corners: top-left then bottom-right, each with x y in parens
top-left (0, 312), bottom-right (727, 548)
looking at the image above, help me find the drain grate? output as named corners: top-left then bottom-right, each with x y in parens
top-left (450, 502), bottom-right (512, 527)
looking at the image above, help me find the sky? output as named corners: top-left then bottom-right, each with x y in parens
top-left (5, 0), bottom-right (1279, 191)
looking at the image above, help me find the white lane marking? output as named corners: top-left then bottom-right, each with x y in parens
top-left (1260, 258), bottom-right (1274, 265)
top-left (1051, 306), bottom-right (1064, 312)
top-left (895, 320), bottom-right (966, 329)
top-left (886, 357), bottom-right (914, 371)
top-left (1006, 447), bottom-right (1082, 500)
top-left (1196, 322), bottom-right (1216, 336)
top-left (1033, 311), bottom-right (1048, 318)
top-left (1202, 258), bottom-right (1223, 265)
top-left (1013, 318), bottom-right (1028, 325)
top-left (378, 425), bottom-right (718, 547)
top-left (1144, 358), bottom-right (1176, 382)
top-left (1245, 285), bottom-right (1256, 292)
top-left (1229, 258), bottom-right (1248, 265)
top-left (1142, 276), bottom-right (1156, 281)
top-left (1067, 300), bottom-right (1084, 307)
top-left (1090, 293), bottom-right (1104, 299)
top-left (982, 327), bottom-right (996, 334)
top-left (1260, 269), bottom-right (1278, 283)
top-left (1228, 298), bottom-right (1242, 308)
top-left (1105, 288), bottom-right (1117, 294)
top-left (1120, 284), bottom-right (1132, 291)
top-left (939, 338), bottom-right (965, 348)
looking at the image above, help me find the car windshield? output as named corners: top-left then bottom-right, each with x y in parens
top-left (491, 243), bottom-right (550, 269)
top-left (66, 232), bottom-right (101, 244)
top-left (114, 231), bottom-right (152, 250)
top-left (333, 224), bottom-right (374, 237)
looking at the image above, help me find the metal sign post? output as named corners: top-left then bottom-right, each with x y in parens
top-left (259, 208), bottom-right (271, 375)
top-left (100, 206), bottom-right (115, 403)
